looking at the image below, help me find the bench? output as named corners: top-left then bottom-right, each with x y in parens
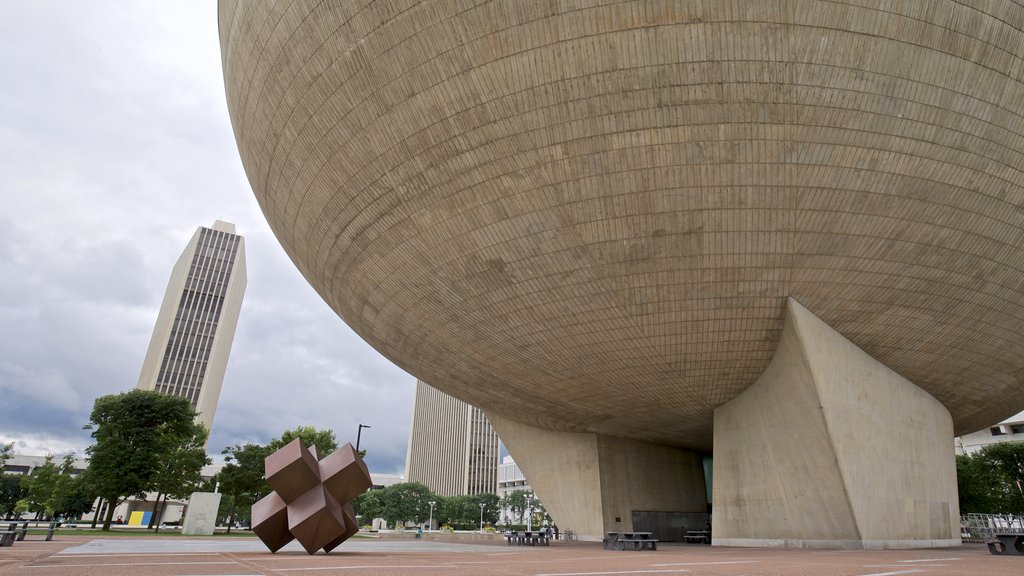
top-left (987, 534), bottom-right (1024, 555)
top-left (7, 522), bottom-right (28, 542)
top-left (1, 521), bottom-right (59, 544)
top-left (684, 529), bottom-right (710, 544)
top-left (603, 531), bottom-right (658, 551)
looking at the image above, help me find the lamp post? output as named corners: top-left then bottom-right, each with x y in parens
top-left (428, 500), bottom-right (436, 532)
top-left (356, 424), bottom-right (371, 453)
top-left (526, 493), bottom-right (533, 531)
top-left (479, 502), bottom-right (485, 533)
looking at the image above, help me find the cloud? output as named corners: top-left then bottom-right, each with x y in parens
top-left (0, 362), bottom-right (81, 414)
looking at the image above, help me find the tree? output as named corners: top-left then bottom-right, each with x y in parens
top-left (21, 456), bottom-right (59, 519)
top-left (149, 427), bottom-right (210, 530)
top-left (957, 454), bottom-right (996, 513)
top-left (83, 390), bottom-right (207, 530)
top-left (974, 441), bottom-right (1024, 514)
top-left (957, 441), bottom-right (1024, 514)
top-left (218, 442), bottom-right (272, 533)
top-left (0, 475), bottom-right (27, 519)
top-left (352, 489), bottom-right (384, 525)
top-left (0, 442), bottom-right (13, 464)
top-left (470, 492), bottom-right (501, 527)
top-left (268, 426), bottom-right (338, 455)
top-left (49, 454), bottom-right (95, 520)
top-left (501, 489), bottom-right (531, 525)
top-left (379, 482), bottom-right (433, 528)
top-left (53, 476), bottom-right (95, 520)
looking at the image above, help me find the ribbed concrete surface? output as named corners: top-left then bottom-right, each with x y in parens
top-left (220, 1), bottom-right (1024, 449)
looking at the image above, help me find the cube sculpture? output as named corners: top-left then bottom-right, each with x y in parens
top-left (251, 439), bottom-right (372, 554)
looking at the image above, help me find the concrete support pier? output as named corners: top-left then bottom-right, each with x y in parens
top-left (713, 298), bottom-right (960, 549)
top-left (488, 413), bottom-right (707, 541)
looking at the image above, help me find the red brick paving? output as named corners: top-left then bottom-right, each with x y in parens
top-left (5, 537), bottom-right (1023, 575)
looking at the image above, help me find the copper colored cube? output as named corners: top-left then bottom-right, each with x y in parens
top-left (254, 438), bottom-right (370, 554)
top-left (323, 503), bottom-right (359, 553)
top-left (318, 442), bottom-right (372, 503)
top-left (287, 486), bottom-right (346, 555)
top-left (308, 444), bottom-right (323, 461)
top-left (251, 492), bottom-right (294, 553)
top-left (265, 438), bottom-right (321, 503)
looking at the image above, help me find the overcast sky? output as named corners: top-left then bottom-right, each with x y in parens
top-left (0, 1), bottom-right (416, 474)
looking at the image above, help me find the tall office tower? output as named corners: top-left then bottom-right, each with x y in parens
top-left (405, 380), bottom-right (499, 496)
top-left (136, 220), bottom-right (247, 434)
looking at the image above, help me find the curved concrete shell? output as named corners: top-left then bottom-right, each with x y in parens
top-left (221, 0), bottom-right (1024, 546)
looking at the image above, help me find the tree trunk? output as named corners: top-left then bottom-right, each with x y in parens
top-left (102, 497), bottom-right (118, 531)
top-left (90, 497), bottom-right (104, 529)
top-left (148, 493), bottom-right (164, 530)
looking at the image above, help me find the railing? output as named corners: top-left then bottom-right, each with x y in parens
top-left (961, 513), bottom-right (1024, 543)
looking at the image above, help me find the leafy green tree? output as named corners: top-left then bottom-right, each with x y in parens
top-left (218, 442), bottom-right (272, 533)
top-left (379, 482), bottom-right (433, 528)
top-left (958, 454), bottom-right (995, 513)
top-left (1, 474), bottom-right (27, 519)
top-left (21, 456), bottom-right (59, 519)
top-left (352, 489), bottom-right (385, 525)
top-left (470, 492), bottom-right (501, 528)
top-left (957, 441), bottom-right (1024, 514)
top-left (0, 442), bottom-right (13, 464)
top-left (501, 489), bottom-right (531, 525)
top-left (83, 390), bottom-right (207, 530)
top-left (974, 441), bottom-right (1024, 514)
top-left (268, 426), bottom-right (338, 455)
top-left (434, 494), bottom-right (463, 528)
top-left (49, 454), bottom-right (96, 520)
top-left (149, 427), bottom-right (210, 530)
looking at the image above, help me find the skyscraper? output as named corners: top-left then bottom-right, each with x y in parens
top-left (136, 220), bottom-right (246, 434)
top-left (404, 380), bottom-right (499, 497)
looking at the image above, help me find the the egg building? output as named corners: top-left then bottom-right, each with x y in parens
top-left (219, 0), bottom-right (1024, 547)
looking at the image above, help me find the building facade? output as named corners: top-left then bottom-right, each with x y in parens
top-left (497, 455), bottom-right (532, 524)
top-left (404, 380), bottom-right (499, 497)
top-left (136, 221), bottom-right (246, 434)
top-left (956, 411), bottom-right (1024, 455)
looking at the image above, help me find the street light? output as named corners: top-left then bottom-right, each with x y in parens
top-left (479, 502), bottom-right (485, 532)
top-left (428, 500), bottom-right (436, 532)
top-left (525, 493), bottom-right (533, 531)
top-left (356, 424), bottom-right (371, 453)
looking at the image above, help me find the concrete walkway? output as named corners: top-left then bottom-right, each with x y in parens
top-left (4, 537), bottom-right (1018, 576)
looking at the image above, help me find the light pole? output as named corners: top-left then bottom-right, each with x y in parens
top-left (428, 500), bottom-right (436, 532)
top-left (356, 424), bottom-right (371, 453)
top-left (479, 502), bottom-right (485, 532)
top-left (525, 493), bottom-right (533, 532)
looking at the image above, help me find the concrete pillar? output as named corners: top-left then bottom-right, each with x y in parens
top-left (713, 298), bottom-right (960, 549)
top-left (488, 413), bottom-right (706, 540)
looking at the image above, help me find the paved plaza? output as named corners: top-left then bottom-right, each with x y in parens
top-left (2, 536), bottom-right (1021, 576)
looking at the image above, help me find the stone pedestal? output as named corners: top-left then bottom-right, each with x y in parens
top-left (182, 492), bottom-right (222, 536)
top-left (712, 298), bottom-right (960, 549)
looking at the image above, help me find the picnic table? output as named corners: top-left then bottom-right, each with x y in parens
top-left (603, 531), bottom-right (658, 551)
